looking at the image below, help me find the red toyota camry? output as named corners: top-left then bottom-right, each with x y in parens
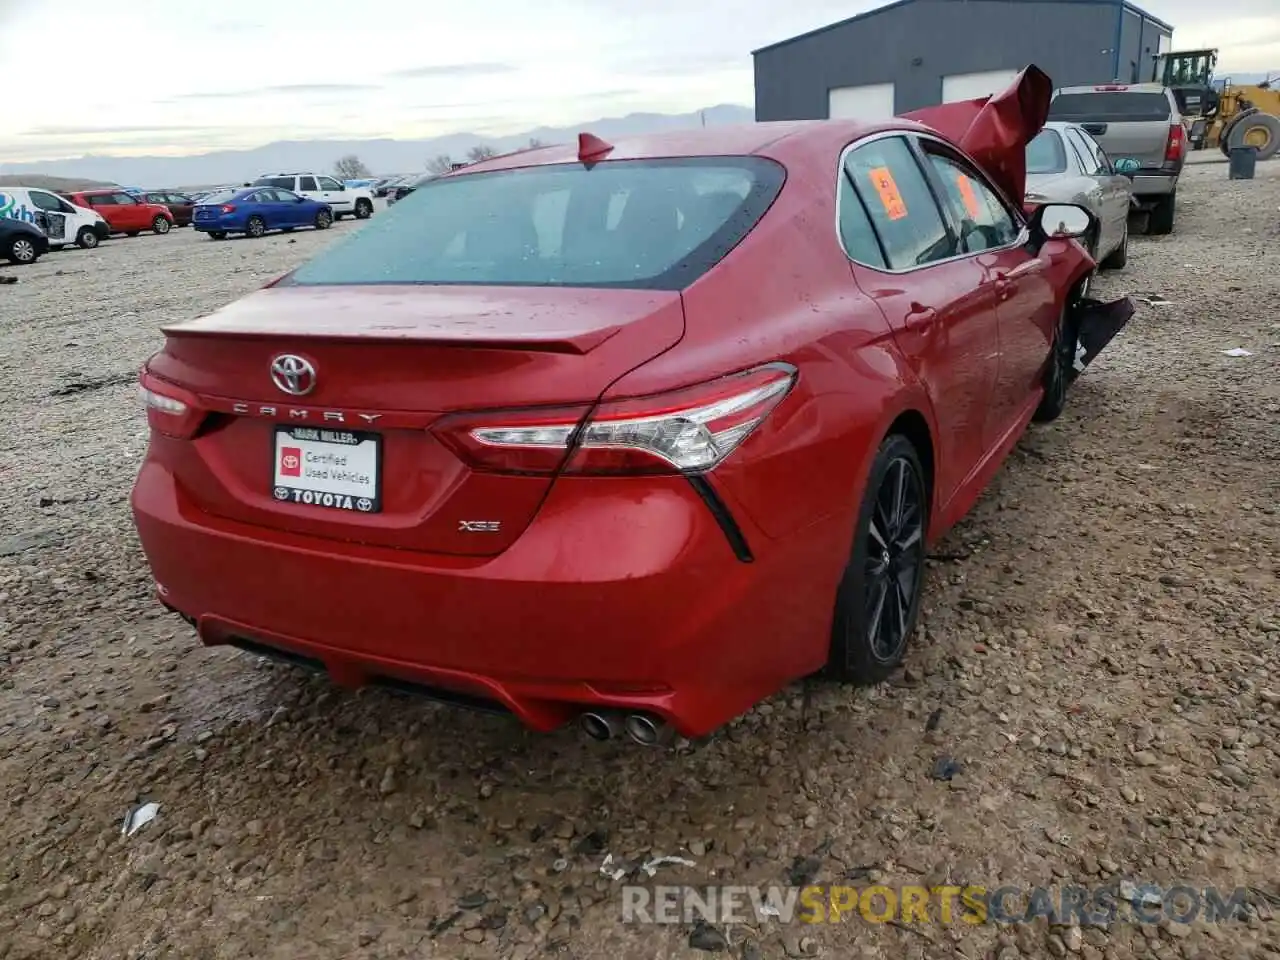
top-left (131, 67), bottom-right (1128, 743)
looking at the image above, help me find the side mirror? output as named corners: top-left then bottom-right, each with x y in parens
top-left (1030, 202), bottom-right (1093, 244)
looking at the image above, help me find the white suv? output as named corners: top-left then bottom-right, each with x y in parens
top-left (251, 173), bottom-right (375, 220)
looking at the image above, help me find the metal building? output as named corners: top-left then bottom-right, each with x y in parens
top-left (753, 0), bottom-right (1173, 121)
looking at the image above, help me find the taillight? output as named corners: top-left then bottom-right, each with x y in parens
top-left (138, 368), bottom-right (206, 438)
top-left (1165, 123), bottom-right (1185, 161)
top-left (220, 204), bottom-right (236, 213)
top-left (434, 363), bottom-right (798, 476)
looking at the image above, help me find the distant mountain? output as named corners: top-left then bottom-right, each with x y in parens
top-left (0, 105), bottom-right (754, 190)
top-left (1213, 71), bottom-right (1278, 88)
top-left (0, 174), bottom-right (117, 191)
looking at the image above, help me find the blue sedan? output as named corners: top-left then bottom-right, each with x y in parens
top-left (192, 187), bottom-right (333, 240)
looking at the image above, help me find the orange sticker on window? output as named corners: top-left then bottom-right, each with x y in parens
top-left (867, 166), bottom-right (908, 220)
top-left (954, 173), bottom-right (981, 219)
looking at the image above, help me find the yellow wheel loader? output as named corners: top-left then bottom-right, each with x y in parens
top-left (1152, 48), bottom-right (1280, 160)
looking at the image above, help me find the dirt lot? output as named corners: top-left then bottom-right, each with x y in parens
top-left (1, 161), bottom-right (1278, 960)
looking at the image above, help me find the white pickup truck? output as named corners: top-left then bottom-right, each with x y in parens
top-left (251, 173), bottom-right (375, 220)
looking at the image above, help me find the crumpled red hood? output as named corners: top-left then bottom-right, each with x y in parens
top-left (901, 64), bottom-right (1052, 205)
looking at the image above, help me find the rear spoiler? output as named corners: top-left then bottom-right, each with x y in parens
top-left (901, 64), bottom-right (1052, 204)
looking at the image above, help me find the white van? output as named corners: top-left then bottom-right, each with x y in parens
top-left (0, 186), bottom-right (111, 250)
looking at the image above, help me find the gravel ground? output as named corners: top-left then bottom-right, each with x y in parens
top-left (1, 160), bottom-right (1278, 960)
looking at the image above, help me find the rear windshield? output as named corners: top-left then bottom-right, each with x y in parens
top-left (253, 177), bottom-right (295, 189)
top-left (1026, 129), bottom-right (1068, 174)
top-left (280, 157), bottom-right (786, 290)
top-left (1048, 92), bottom-right (1172, 122)
top-left (197, 190), bottom-right (237, 204)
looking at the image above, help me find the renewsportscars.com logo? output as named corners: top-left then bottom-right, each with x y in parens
top-left (0, 192), bottom-right (41, 224)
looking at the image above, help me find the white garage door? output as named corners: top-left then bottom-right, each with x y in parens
top-left (828, 83), bottom-right (896, 121)
top-left (941, 69), bottom-right (1019, 103)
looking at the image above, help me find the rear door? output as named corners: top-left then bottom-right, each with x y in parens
top-left (1048, 88), bottom-right (1173, 169)
top-left (839, 134), bottom-right (1000, 506)
top-left (918, 139), bottom-right (1057, 443)
top-left (1066, 127), bottom-right (1131, 252)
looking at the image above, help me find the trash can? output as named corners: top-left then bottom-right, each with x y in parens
top-left (1229, 145), bottom-right (1257, 180)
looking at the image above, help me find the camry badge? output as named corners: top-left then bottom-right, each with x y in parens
top-left (270, 354), bottom-right (316, 396)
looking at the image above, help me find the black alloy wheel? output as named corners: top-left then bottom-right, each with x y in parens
top-left (827, 434), bottom-right (929, 683)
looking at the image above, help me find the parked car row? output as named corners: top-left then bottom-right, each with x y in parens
top-left (0, 171), bottom-right (380, 262)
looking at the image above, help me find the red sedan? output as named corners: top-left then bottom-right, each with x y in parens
top-left (130, 67), bottom-right (1127, 743)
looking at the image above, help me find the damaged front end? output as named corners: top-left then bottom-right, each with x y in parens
top-left (1067, 295), bottom-right (1134, 383)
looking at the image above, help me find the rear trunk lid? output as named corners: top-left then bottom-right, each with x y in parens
top-left (146, 284), bottom-right (685, 556)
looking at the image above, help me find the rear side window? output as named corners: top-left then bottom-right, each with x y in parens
top-left (200, 190), bottom-right (237, 204)
top-left (282, 157), bottom-right (786, 290)
top-left (299, 176), bottom-right (318, 191)
top-left (1048, 92), bottom-right (1172, 122)
top-left (843, 137), bottom-right (956, 270)
top-left (1026, 130), bottom-right (1068, 174)
top-left (254, 177), bottom-right (295, 190)
top-left (836, 174), bottom-right (887, 268)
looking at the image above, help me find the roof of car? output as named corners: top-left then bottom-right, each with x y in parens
top-left (455, 119), bottom-right (923, 173)
top-left (1054, 82), bottom-right (1169, 94)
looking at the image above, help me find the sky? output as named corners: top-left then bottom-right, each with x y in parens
top-left (1, 0), bottom-right (1277, 163)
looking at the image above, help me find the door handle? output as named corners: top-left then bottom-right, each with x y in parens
top-left (903, 303), bottom-right (937, 333)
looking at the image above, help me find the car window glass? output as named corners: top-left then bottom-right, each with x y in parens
top-left (1048, 91), bottom-right (1172, 122)
top-left (836, 170), bottom-right (887, 268)
top-left (1068, 129), bottom-right (1110, 175)
top-left (28, 191), bottom-right (62, 212)
top-left (283, 157), bottom-right (785, 290)
top-left (317, 176), bottom-right (342, 190)
top-left (844, 137), bottom-right (955, 269)
top-left (1026, 130), bottom-right (1068, 175)
top-left (299, 176), bottom-right (318, 192)
top-left (924, 149), bottom-right (1021, 252)
top-left (113, 193), bottom-right (137, 204)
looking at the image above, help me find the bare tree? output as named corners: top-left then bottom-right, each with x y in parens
top-left (333, 154), bottom-right (371, 179)
top-left (425, 154), bottom-right (456, 175)
top-left (466, 144), bottom-right (499, 162)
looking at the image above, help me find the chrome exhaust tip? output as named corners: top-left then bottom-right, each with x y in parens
top-left (579, 712), bottom-right (616, 741)
top-left (624, 713), bottom-right (663, 746)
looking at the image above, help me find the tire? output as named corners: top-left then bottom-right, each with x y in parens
top-left (246, 216), bottom-right (266, 239)
top-left (1100, 220), bottom-right (1128, 270)
top-left (5, 235), bottom-right (40, 265)
top-left (354, 198), bottom-right (373, 219)
top-left (76, 228), bottom-right (99, 250)
top-left (333, 212), bottom-right (345, 221)
top-left (826, 434), bottom-right (930, 684)
top-left (208, 231), bottom-right (227, 240)
top-left (314, 209), bottom-right (333, 230)
top-left (1227, 111), bottom-right (1280, 161)
top-left (1147, 192), bottom-right (1175, 236)
top-left (1033, 303), bottom-right (1076, 423)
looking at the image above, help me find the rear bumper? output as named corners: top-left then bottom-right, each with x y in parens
top-left (192, 219), bottom-right (237, 232)
top-left (130, 461), bottom-right (843, 737)
top-left (1129, 174), bottom-right (1177, 197)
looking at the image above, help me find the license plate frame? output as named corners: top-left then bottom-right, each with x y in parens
top-left (271, 424), bottom-right (382, 514)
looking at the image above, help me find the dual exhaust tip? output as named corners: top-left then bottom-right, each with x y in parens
top-left (578, 710), bottom-right (667, 745)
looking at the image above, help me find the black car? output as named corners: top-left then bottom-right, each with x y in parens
top-left (386, 173), bottom-right (434, 204)
top-left (1, 218), bottom-right (49, 265)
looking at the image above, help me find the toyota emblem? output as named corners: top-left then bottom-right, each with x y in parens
top-left (270, 354), bottom-right (316, 396)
